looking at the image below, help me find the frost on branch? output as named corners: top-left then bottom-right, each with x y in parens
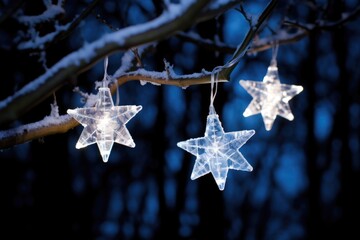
top-left (0, 0), bottom-right (277, 148)
top-left (15, 0), bottom-right (67, 50)
top-left (50, 101), bottom-right (59, 118)
top-left (16, 2), bottom-right (65, 26)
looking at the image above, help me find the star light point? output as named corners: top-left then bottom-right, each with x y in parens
top-left (177, 106), bottom-right (255, 191)
top-left (67, 87), bottom-right (142, 162)
top-left (240, 64), bottom-right (303, 131)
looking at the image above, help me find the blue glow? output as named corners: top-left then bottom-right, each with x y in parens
top-left (165, 148), bottom-right (182, 172)
top-left (164, 179), bottom-right (176, 208)
top-left (100, 221), bottom-right (118, 238)
top-left (314, 102), bottom-right (333, 141)
top-left (274, 146), bottom-right (307, 198)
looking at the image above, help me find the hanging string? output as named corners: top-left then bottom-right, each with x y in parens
top-left (270, 41), bottom-right (279, 66)
top-left (114, 76), bottom-right (120, 106)
top-left (102, 56), bottom-right (120, 105)
top-left (210, 66), bottom-right (221, 108)
top-left (208, 36), bottom-right (280, 107)
top-left (209, 55), bottom-right (242, 108)
top-left (226, 45), bottom-right (250, 69)
top-left (208, 44), bottom-right (250, 108)
top-left (103, 56), bottom-right (108, 88)
top-left (208, 18), bottom-right (282, 103)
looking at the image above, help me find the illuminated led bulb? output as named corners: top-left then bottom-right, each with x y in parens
top-left (67, 87), bottom-right (142, 162)
top-left (177, 106), bottom-right (255, 190)
top-left (240, 64), bottom-right (303, 131)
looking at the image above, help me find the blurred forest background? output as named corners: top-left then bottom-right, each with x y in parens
top-left (1, 0), bottom-right (360, 239)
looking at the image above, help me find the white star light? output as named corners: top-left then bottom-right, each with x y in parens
top-left (67, 87), bottom-right (142, 162)
top-left (177, 106), bottom-right (255, 191)
top-left (239, 64), bottom-right (303, 131)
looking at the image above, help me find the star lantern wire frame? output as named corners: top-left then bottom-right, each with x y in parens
top-left (239, 58), bottom-right (303, 131)
top-left (177, 69), bottom-right (255, 191)
top-left (67, 87), bottom-right (142, 162)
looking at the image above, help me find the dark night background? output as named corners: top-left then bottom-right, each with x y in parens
top-left (1, 0), bottom-right (360, 239)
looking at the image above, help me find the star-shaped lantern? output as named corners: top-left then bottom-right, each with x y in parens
top-left (177, 106), bottom-right (255, 190)
top-left (239, 63), bottom-right (303, 131)
top-left (67, 87), bottom-right (142, 162)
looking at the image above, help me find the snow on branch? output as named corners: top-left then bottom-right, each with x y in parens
top-left (113, 43), bottom-right (156, 76)
top-left (17, 3), bottom-right (64, 26)
top-left (0, 115), bottom-right (78, 149)
top-left (114, 66), bottom-right (227, 88)
top-left (0, 0), bottom-right (212, 127)
top-left (17, 0), bottom-right (101, 50)
top-left (0, 66), bottom-right (229, 149)
top-left (0, 0), bottom-right (278, 148)
top-left (18, 22), bottom-right (72, 50)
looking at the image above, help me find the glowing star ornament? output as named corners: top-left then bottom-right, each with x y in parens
top-left (239, 61), bottom-right (303, 131)
top-left (177, 106), bottom-right (255, 191)
top-left (67, 87), bottom-right (142, 162)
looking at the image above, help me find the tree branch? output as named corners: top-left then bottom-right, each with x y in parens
top-left (248, 29), bottom-right (308, 54)
top-left (18, 0), bottom-right (102, 50)
top-left (0, 0), bottom-right (278, 149)
top-left (283, 4), bottom-right (360, 31)
top-left (0, 0), bottom-right (211, 127)
top-left (222, 0), bottom-right (279, 77)
top-left (2, 1), bottom-right (358, 151)
top-left (176, 31), bottom-right (235, 54)
top-left (115, 68), bottom-right (228, 87)
top-left (0, 116), bottom-right (78, 149)
top-left (0, 0), bottom-right (24, 25)
top-left (184, 2), bottom-right (360, 58)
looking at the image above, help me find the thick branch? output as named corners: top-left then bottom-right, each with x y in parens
top-left (0, 70), bottom-right (228, 149)
top-left (0, 0), bottom-right (278, 149)
top-left (115, 70), bottom-right (228, 87)
top-left (0, 116), bottom-right (78, 149)
top-left (0, 0), bottom-right (211, 127)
